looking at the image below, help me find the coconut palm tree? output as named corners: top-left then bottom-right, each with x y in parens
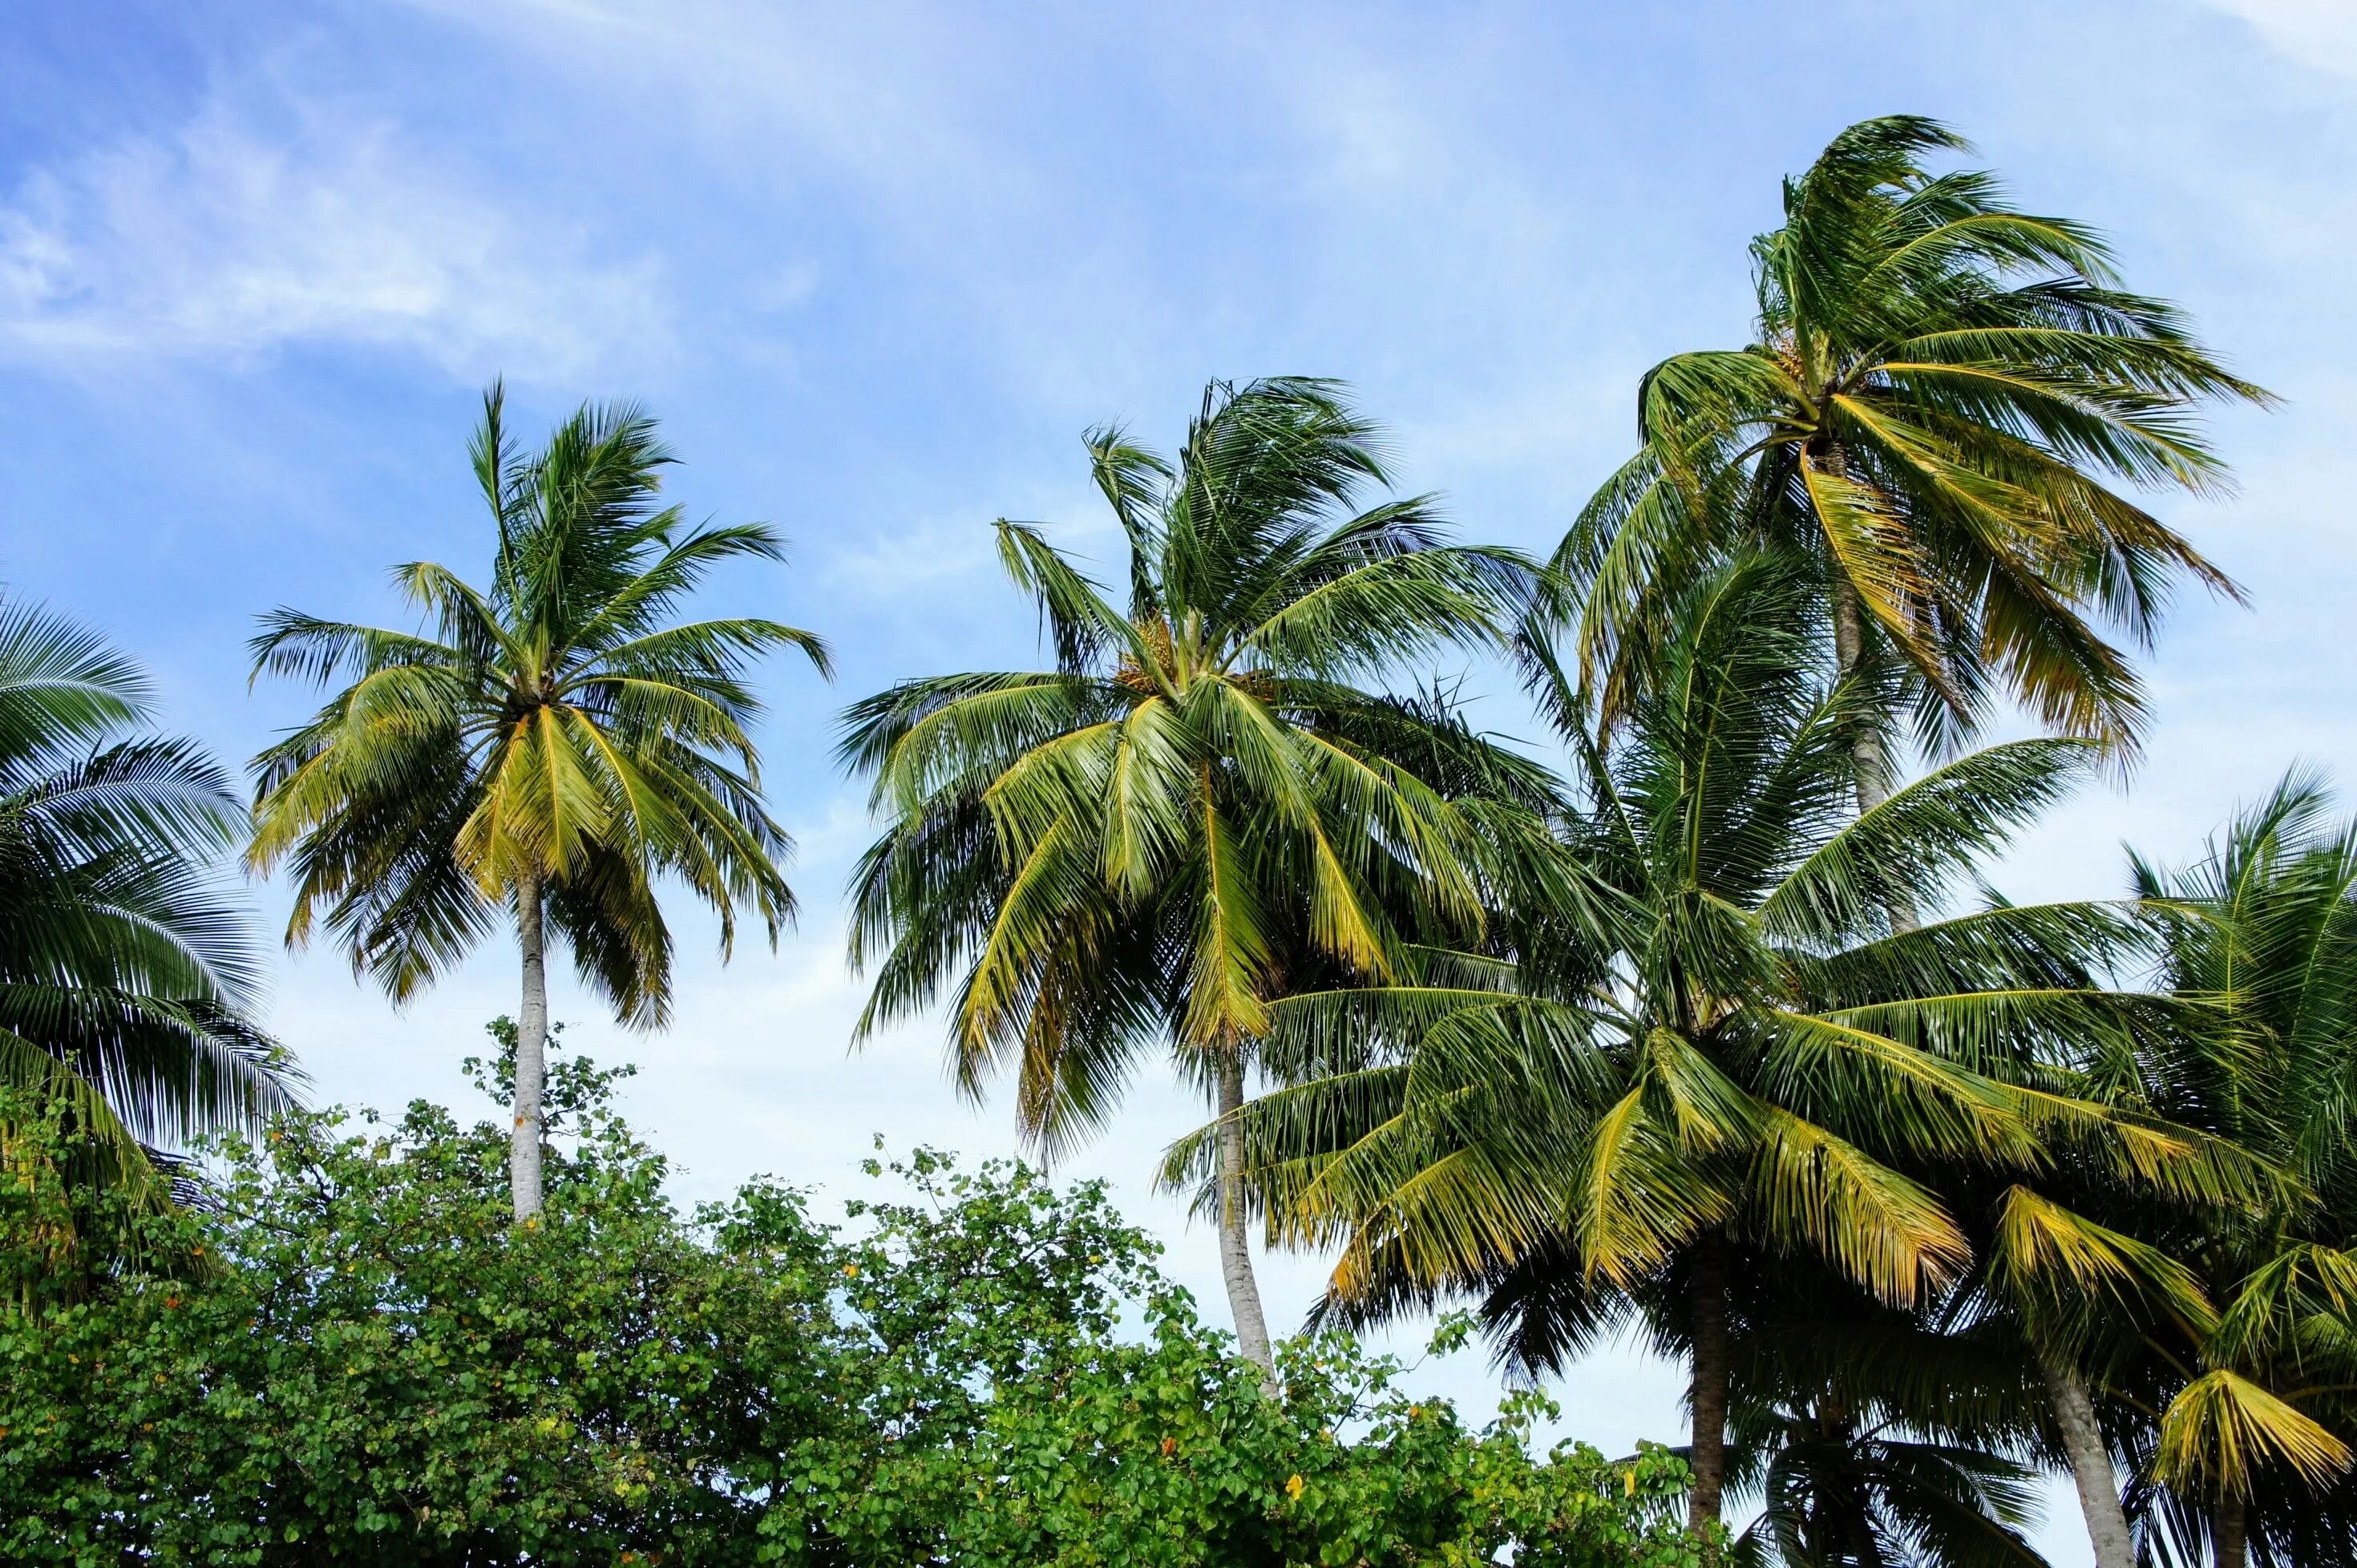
top-left (2116, 774), bottom-right (2357, 1566)
top-left (247, 385), bottom-right (828, 1219)
top-left (840, 378), bottom-right (1540, 1372)
top-left (1928, 1162), bottom-right (2229, 1568)
top-left (1559, 115), bottom-right (2267, 822)
top-left (1195, 554), bottom-right (2252, 1526)
top-left (1714, 1271), bottom-right (2059, 1568)
top-left (1, 592), bottom-right (289, 1208)
top-left (1903, 778), bottom-right (2357, 1568)
top-left (1726, 1393), bottom-right (2048, 1567)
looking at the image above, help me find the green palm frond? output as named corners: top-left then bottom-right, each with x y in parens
top-left (842, 377), bottom-right (1538, 1143)
top-left (2, 594), bottom-right (289, 1202)
top-left (249, 390), bottom-right (821, 1028)
top-left (1760, 738), bottom-right (2100, 944)
top-left (1564, 114), bottom-right (2267, 760)
top-left (1988, 1185), bottom-right (2214, 1336)
top-left (2092, 773), bottom-right (2357, 1543)
top-left (2157, 1369), bottom-right (2352, 1497)
top-left (1161, 542), bottom-right (2288, 1549)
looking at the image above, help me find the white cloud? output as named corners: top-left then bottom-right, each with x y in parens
top-left (0, 93), bottom-right (673, 382)
top-left (391, 0), bottom-right (1023, 207)
top-left (2204, 0), bottom-right (2357, 79)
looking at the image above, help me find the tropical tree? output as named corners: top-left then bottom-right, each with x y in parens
top-left (1, 1060), bottom-right (1707, 1566)
top-left (1193, 554), bottom-right (2254, 1527)
top-left (840, 378), bottom-right (1540, 1372)
top-left (2116, 774), bottom-right (2357, 1566)
top-left (1718, 1271), bottom-right (2064, 1568)
top-left (1559, 115), bottom-right (2267, 829)
top-left (1725, 1392), bottom-right (2046, 1567)
top-left (246, 386), bottom-right (827, 1219)
top-left (1927, 1154), bottom-right (2230, 1568)
top-left (0, 592), bottom-right (288, 1222)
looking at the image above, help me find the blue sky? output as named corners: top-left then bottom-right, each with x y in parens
top-left (5, 2), bottom-right (2353, 1558)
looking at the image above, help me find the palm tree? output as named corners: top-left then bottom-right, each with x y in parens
top-left (1727, 1394), bottom-right (2047, 1566)
top-left (840, 378), bottom-right (1539, 1372)
top-left (1716, 1275), bottom-right (2056, 1568)
top-left (2119, 774), bottom-right (2357, 1566)
top-left (1199, 554), bottom-right (2250, 1526)
top-left (1902, 778), bottom-right (2357, 1568)
top-left (1, 592), bottom-right (289, 1210)
top-left (247, 385), bottom-right (828, 1219)
top-left (1559, 115), bottom-right (2267, 823)
top-left (1930, 1162), bottom-right (2230, 1568)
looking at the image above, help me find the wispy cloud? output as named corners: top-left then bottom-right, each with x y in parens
top-left (2203, 0), bottom-right (2357, 79)
top-left (0, 90), bottom-right (673, 382)
top-left (392, 0), bottom-right (1030, 208)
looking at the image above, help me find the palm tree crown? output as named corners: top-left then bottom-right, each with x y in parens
top-left (1561, 115), bottom-right (2268, 784)
top-left (247, 385), bottom-right (828, 1216)
top-left (1727, 1389), bottom-right (2046, 1567)
top-left (2120, 775), bottom-right (2357, 1566)
top-left (1, 592), bottom-right (288, 1202)
top-left (841, 377), bottom-right (1542, 1369)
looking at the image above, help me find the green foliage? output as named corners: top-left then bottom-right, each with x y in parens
top-left (0, 592), bottom-right (289, 1214)
top-left (1201, 556), bottom-right (2240, 1325)
top-left (245, 384), bottom-right (829, 1216)
top-left (1560, 115), bottom-right (2268, 759)
top-left (0, 1048), bottom-right (1706, 1566)
top-left (841, 377), bottom-right (1546, 1148)
top-left (1195, 554), bottom-right (2270, 1544)
top-left (8, 118), bottom-right (2322, 1566)
top-left (839, 375), bottom-right (1549, 1368)
top-left (1724, 1393), bottom-right (2047, 1567)
top-left (246, 384), bottom-right (828, 1024)
top-left (2112, 774), bottom-right (2357, 1563)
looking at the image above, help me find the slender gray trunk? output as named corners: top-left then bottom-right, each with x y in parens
top-left (1688, 1237), bottom-right (1731, 1532)
top-left (1829, 574), bottom-right (1886, 815)
top-left (2215, 1494), bottom-right (2247, 1568)
top-left (511, 872), bottom-right (549, 1222)
top-left (2037, 1344), bottom-right (2136, 1568)
top-left (1215, 1051), bottom-right (1275, 1381)
top-left (1829, 572), bottom-right (1920, 934)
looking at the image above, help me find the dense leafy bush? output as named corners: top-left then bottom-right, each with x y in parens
top-left (0, 1043), bottom-right (1704, 1566)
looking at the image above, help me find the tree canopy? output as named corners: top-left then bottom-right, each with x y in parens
top-left (0, 1044), bottom-right (1704, 1567)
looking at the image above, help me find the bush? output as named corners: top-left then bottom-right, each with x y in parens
top-left (0, 1044), bottom-right (1705, 1566)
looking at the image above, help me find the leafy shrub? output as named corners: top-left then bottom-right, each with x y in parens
top-left (0, 1043), bottom-right (1704, 1566)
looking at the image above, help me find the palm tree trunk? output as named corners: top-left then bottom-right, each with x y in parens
top-left (1846, 1507), bottom-right (1887, 1568)
top-left (1688, 1236), bottom-right (1731, 1531)
top-left (2215, 1494), bottom-right (2247, 1568)
top-left (2036, 1344), bottom-right (2136, 1568)
top-left (1829, 576), bottom-right (1886, 810)
top-left (1215, 1050), bottom-right (1275, 1380)
top-left (511, 871), bottom-right (549, 1222)
top-left (1829, 573), bottom-right (1920, 933)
